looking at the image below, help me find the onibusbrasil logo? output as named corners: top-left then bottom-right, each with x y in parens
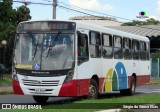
top-left (136, 11), bottom-right (149, 18)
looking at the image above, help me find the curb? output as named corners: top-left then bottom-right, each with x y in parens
top-left (97, 109), bottom-right (121, 112)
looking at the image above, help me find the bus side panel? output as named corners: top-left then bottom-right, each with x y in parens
top-left (58, 79), bottom-right (90, 97)
top-left (128, 60), bottom-right (150, 88)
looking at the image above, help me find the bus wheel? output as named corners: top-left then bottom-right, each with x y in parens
top-left (120, 76), bottom-right (136, 96)
top-left (87, 79), bottom-right (98, 99)
top-left (128, 76), bottom-right (136, 95)
top-left (33, 96), bottom-right (49, 104)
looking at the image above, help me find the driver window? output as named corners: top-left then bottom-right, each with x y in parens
top-left (78, 34), bottom-right (89, 65)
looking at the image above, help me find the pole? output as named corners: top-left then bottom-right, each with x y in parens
top-left (158, 58), bottom-right (160, 78)
top-left (53, 0), bottom-right (57, 19)
top-left (3, 46), bottom-right (5, 66)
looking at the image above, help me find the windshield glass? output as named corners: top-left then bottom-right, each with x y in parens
top-left (14, 33), bottom-right (75, 70)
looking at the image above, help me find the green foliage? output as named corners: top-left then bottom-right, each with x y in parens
top-left (151, 51), bottom-right (160, 62)
top-left (0, 0), bottom-right (32, 40)
top-left (121, 18), bottom-right (160, 26)
top-left (0, 0), bottom-right (31, 67)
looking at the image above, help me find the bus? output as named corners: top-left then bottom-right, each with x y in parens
top-left (11, 20), bottom-right (150, 103)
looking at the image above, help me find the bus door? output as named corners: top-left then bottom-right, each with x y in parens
top-left (76, 29), bottom-right (90, 96)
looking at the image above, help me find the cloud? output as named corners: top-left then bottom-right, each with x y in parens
top-left (69, 0), bottom-right (113, 10)
top-left (156, 0), bottom-right (160, 13)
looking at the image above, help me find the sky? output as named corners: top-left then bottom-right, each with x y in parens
top-left (12, 0), bottom-right (160, 22)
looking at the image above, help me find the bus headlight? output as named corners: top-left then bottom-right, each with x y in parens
top-left (12, 68), bottom-right (19, 82)
top-left (63, 69), bottom-right (74, 83)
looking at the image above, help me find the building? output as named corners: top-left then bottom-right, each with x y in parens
top-left (70, 16), bottom-right (122, 26)
top-left (109, 25), bottom-right (160, 51)
top-left (70, 16), bottom-right (160, 51)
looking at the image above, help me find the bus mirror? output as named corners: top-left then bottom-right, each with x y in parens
top-left (8, 31), bottom-right (16, 47)
top-left (77, 31), bottom-right (81, 36)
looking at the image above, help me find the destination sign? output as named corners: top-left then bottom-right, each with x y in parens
top-left (18, 21), bottom-right (76, 32)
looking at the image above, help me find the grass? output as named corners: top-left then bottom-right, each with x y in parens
top-left (42, 93), bottom-right (160, 110)
top-left (1, 94), bottom-right (159, 111)
top-left (0, 109), bottom-right (98, 112)
top-left (0, 74), bottom-right (12, 86)
top-left (150, 79), bottom-right (160, 84)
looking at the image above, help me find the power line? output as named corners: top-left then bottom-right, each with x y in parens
top-left (57, 4), bottom-right (123, 23)
top-left (58, 2), bottom-right (132, 22)
top-left (13, 0), bottom-right (52, 5)
top-left (13, 0), bottom-right (160, 31)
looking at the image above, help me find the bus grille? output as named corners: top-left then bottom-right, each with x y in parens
top-left (22, 79), bottom-right (60, 86)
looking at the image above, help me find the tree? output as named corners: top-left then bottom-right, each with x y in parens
top-left (121, 18), bottom-right (160, 26)
top-left (0, 0), bottom-right (32, 40)
top-left (0, 0), bottom-right (31, 67)
top-left (16, 5), bottom-right (31, 23)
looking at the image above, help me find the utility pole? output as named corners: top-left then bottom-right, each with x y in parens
top-left (53, 0), bottom-right (57, 19)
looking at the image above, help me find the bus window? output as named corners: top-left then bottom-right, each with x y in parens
top-left (146, 42), bottom-right (150, 60)
top-left (140, 41), bottom-right (146, 60)
top-left (78, 34), bottom-right (89, 65)
top-left (123, 37), bottom-right (132, 59)
top-left (89, 31), bottom-right (101, 58)
top-left (102, 34), bottom-right (113, 58)
top-left (132, 40), bottom-right (139, 60)
top-left (114, 35), bottom-right (123, 59)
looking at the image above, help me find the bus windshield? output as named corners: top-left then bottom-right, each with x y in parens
top-left (14, 32), bottom-right (75, 70)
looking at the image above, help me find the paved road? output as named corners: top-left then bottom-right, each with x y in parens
top-left (0, 84), bottom-right (159, 104)
top-left (136, 84), bottom-right (160, 93)
top-left (0, 95), bottom-right (75, 104)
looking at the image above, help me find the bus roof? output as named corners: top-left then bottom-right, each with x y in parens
top-left (19, 20), bottom-right (149, 42)
top-left (74, 20), bottom-right (149, 42)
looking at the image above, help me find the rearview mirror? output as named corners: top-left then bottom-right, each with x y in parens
top-left (8, 31), bottom-right (16, 47)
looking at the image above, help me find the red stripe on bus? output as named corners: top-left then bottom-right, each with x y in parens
top-left (12, 79), bottom-right (24, 95)
top-left (99, 78), bottom-right (105, 92)
top-left (59, 78), bottom-right (105, 97)
top-left (128, 75), bottom-right (150, 88)
top-left (58, 79), bottom-right (90, 97)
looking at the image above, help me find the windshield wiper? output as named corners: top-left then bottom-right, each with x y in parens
top-left (46, 31), bottom-right (61, 59)
top-left (33, 40), bottom-right (39, 60)
top-left (26, 31), bottom-right (38, 60)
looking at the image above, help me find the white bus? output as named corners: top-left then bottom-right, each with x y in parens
top-left (11, 20), bottom-right (150, 103)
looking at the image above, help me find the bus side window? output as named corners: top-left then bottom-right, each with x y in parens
top-left (78, 34), bottom-right (89, 64)
top-left (114, 35), bottom-right (123, 59)
top-left (123, 37), bottom-right (132, 59)
top-left (140, 41), bottom-right (146, 60)
top-left (89, 31), bottom-right (101, 58)
top-left (132, 40), bottom-right (139, 60)
top-left (146, 42), bottom-right (150, 60)
top-left (102, 34), bottom-right (113, 58)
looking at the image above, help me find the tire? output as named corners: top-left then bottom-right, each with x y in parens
top-left (33, 96), bottom-right (49, 104)
top-left (127, 76), bottom-right (136, 95)
top-left (120, 89), bottom-right (126, 96)
top-left (120, 76), bottom-right (136, 96)
top-left (87, 79), bottom-right (98, 99)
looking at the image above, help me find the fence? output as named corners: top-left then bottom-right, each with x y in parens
top-left (151, 58), bottom-right (160, 79)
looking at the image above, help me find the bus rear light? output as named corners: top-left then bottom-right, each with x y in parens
top-left (63, 69), bottom-right (74, 83)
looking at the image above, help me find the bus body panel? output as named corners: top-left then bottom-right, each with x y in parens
top-left (12, 20), bottom-right (150, 97)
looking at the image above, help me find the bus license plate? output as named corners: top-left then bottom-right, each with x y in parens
top-left (35, 88), bottom-right (46, 93)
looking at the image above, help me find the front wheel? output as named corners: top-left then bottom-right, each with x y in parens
top-left (87, 79), bottom-right (98, 99)
top-left (33, 96), bottom-right (49, 104)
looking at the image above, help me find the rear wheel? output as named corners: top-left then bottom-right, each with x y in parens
top-left (120, 76), bottom-right (136, 96)
top-left (33, 96), bottom-right (49, 104)
top-left (127, 76), bottom-right (136, 95)
top-left (87, 79), bottom-right (98, 99)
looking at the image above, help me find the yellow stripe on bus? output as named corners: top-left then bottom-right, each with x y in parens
top-left (104, 68), bottom-right (113, 92)
top-left (16, 64), bottom-right (32, 69)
